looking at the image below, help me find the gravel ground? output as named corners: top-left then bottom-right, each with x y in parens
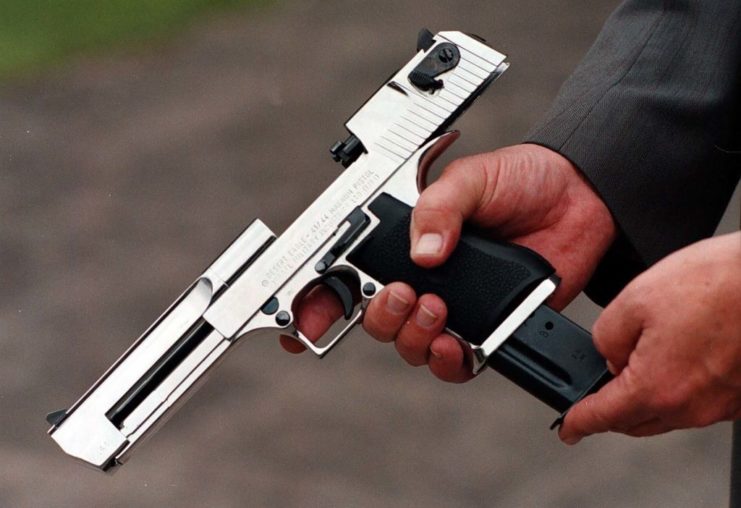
top-left (1, 1), bottom-right (738, 506)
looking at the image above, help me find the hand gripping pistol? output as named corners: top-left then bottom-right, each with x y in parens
top-left (47, 29), bottom-right (611, 471)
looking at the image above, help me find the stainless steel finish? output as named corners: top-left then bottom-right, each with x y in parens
top-left (203, 33), bottom-right (508, 338)
top-left (115, 328), bottom-right (231, 466)
top-left (241, 131), bottom-right (463, 359)
top-left (48, 31), bottom-right (511, 471)
top-left (48, 220), bottom-right (275, 471)
top-left (344, 32), bottom-right (506, 167)
top-left (203, 151), bottom-right (399, 338)
top-left (470, 277), bottom-right (558, 374)
top-left (203, 219), bottom-right (276, 287)
top-left (291, 310), bottom-right (366, 358)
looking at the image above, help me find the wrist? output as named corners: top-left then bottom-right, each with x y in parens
top-left (526, 143), bottom-right (616, 244)
top-left (549, 147), bottom-right (617, 248)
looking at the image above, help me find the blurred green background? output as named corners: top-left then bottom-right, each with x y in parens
top-left (1, 1), bottom-right (737, 507)
top-left (0, 0), bottom-right (268, 77)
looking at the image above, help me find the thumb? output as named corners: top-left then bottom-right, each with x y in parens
top-left (410, 155), bottom-right (491, 267)
top-left (559, 368), bottom-right (647, 444)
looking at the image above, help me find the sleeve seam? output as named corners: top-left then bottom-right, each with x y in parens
top-left (536, 1), bottom-right (670, 152)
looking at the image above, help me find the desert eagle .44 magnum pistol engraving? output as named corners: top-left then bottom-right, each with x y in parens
top-left (48, 29), bottom-right (610, 472)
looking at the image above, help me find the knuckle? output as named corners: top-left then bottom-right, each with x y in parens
top-left (612, 282), bottom-right (643, 315)
top-left (649, 389), bottom-right (686, 414)
top-left (623, 282), bottom-right (650, 315)
top-left (394, 337), bottom-right (426, 366)
top-left (361, 314), bottom-right (398, 342)
top-left (362, 290), bottom-right (412, 342)
top-left (411, 204), bottom-right (458, 226)
top-left (615, 366), bottom-right (640, 395)
top-left (591, 315), bottom-right (610, 345)
top-left (395, 319), bottom-right (437, 367)
top-left (576, 397), bottom-right (614, 433)
top-left (362, 322), bottom-right (395, 343)
top-left (703, 351), bottom-right (736, 386)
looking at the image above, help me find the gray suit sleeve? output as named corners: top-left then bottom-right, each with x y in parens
top-left (525, 0), bottom-right (741, 304)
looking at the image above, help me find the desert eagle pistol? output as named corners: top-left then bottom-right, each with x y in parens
top-left (47, 29), bottom-right (611, 472)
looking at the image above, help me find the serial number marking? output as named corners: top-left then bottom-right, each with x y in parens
top-left (260, 168), bottom-right (381, 287)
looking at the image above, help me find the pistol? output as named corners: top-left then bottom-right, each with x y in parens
top-left (48, 29), bottom-right (610, 472)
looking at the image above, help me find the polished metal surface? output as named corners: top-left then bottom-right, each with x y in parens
top-left (204, 32), bottom-right (508, 339)
top-left (48, 31), bottom-right (510, 471)
top-left (48, 220), bottom-right (275, 470)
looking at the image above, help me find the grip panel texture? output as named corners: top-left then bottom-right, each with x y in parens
top-left (347, 193), bottom-right (555, 345)
top-left (348, 193), bottom-right (611, 415)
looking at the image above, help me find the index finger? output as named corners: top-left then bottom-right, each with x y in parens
top-left (279, 285), bottom-right (344, 353)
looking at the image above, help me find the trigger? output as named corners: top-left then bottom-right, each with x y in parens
top-left (323, 275), bottom-right (355, 319)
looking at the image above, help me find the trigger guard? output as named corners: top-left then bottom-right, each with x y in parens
top-left (416, 130), bottom-right (460, 192)
top-left (323, 275), bottom-right (355, 320)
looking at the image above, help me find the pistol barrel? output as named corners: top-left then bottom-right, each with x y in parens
top-left (48, 220), bottom-right (275, 471)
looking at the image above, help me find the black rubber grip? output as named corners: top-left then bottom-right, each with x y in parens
top-left (348, 193), bottom-right (555, 345)
top-left (348, 193), bottom-right (610, 414)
